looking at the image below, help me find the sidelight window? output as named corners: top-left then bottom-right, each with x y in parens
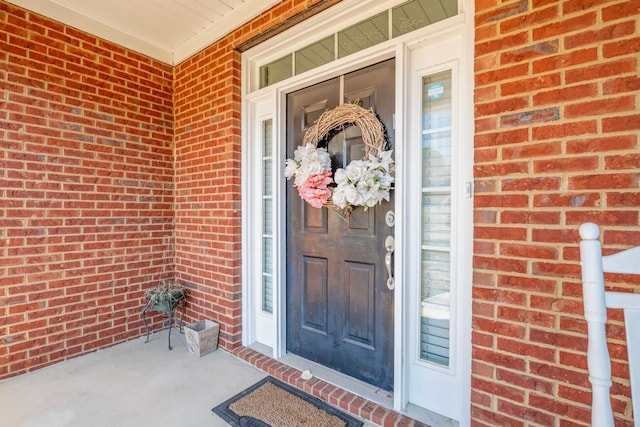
top-left (420, 70), bottom-right (452, 366)
top-left (262, 119), bottom-right (274, 313)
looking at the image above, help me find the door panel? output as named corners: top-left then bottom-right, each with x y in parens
top-left (302, 256), bottom-right (328, 333)
top-left (345, 261), bottom-right (375, 347)
top-left (286, 59), bottom-right (395, 390)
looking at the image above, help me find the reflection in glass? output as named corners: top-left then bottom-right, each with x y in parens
top-left (338, 12), bottom-right (389, 58)
top-left (420, 70), bottom-right (452, 366)
top-left (392, 0), bottom-right (458, 38)
top-left (422, 194), bottom-right (450, 247)
top-left (263, 120), bottom-right (273, 157)
top-left (263, 237), bottom-right (272, 275)
top-left (295, 36), bottom-right (335, 75)
top-left (260, 55), bottom-right (293, 88)
top-left (263, 198), bottom-right (272, 235)
top-left (258, 1), bottom-right (460, 88)
top-left (262, 119), bottom-right (274, 313)
top-left (262, 275), bottom-right (273, 313)
top-left (263, 159), bottom-right (273, 195)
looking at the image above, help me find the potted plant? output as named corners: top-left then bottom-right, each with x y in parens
top-left (144, 279), bottom-right (186, 312)
top-left (142, 279), bottom-right (187, 350)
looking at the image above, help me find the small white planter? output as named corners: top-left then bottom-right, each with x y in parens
top-left (185, 320), bottom-right (219, 357)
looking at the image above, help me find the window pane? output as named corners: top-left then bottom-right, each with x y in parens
top-left (421, 311), bottom-right (450, 364)
top-left (263, 119), bottom-right (273, 157)
top-left (422, 194), bottom-right (450, 247)
top-left (295, 36), bottom-right (335, 75)
top-left (260, 55), bottom-right (293, 88)
top-left (263, 159), bottom-right (272, 196)
top-left (421, 250), bottom-right (450, 296)
top-left (338, 12), bottom-right (389, 58)
top-left (422, 72), bottom-right (452, 188)
top-left (420, 250), bottom-right (450, 365)
top-left (263, 198), bottom-right (272, 235)
top-left (392, 0), bottom-right (458, 38)
top-left (263, 237), bottom-right (272, 275)
top-left (261, 118), bottom-right (273, 313)
top-left (422, 134), bottom-right (451, 187)
top-left (258, 2), bottom-right (459, 87)
top-left (420, 69), bottom-right (452, 366)
top-left (262, 275), bottom-right (273, 313)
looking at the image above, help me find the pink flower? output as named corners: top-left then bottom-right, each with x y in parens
top-left (297, 172), bottom-right (333, 208)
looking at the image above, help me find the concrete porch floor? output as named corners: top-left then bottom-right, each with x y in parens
top-left (0, 332), bottom-right (267, 427)
top-left (0, 330), bottom-right (386, 427)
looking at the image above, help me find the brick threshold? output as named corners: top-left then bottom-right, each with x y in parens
top-left (232, 346), bottom-right (429, 427)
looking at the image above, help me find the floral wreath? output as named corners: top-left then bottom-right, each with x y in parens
top-left (285, 103), bottom-right (394, 214)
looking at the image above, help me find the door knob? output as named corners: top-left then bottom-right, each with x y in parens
top-left (384, 236), bottom-right (395, 290)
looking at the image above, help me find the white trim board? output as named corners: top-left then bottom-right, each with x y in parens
top-left (6, 0), bottom-right (280, 64)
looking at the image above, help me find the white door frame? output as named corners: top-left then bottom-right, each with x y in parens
top-left (241, 1), bottom-right (474, 424)
top-left (404, 33), bottom-right (473, 421)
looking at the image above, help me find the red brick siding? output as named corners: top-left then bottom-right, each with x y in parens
top-left (233, 346), bottom-right (427, 426)
top-left (473, 0), bottom-right (640, 425)
top-left (172, 0), bottom-right (327, 350)
top-left (0, 2), bottom-right (174, 379)
top-left (2, 0), bottom-right (639, 425)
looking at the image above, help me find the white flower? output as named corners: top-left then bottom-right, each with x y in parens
top-left (285, 143), bottom-right (333, 187)
top-left (330, 149), bottom-right (395, 210)
top-left (295, 143), bottom-right (331, 170)
top-left (294, 143), bottom-right (312, 162)
top-left (378, 173), bottom-right (393, 189)
top-left (345, 160), bottom-right (367, 182)
top-left (286, 141), bottom-right (395, 212)
top-left (364, 195), bottom-right (379, 208)
top-left (375, 149), bottom-right (394, 172)
top-left (331, 187), bottom-right (347, 209)
top-left (284, 159), bottom-right (298, 179)
top-left (360, 170), bottom-right (378, 189)
top-left (333, 169), bottom-right (348, 185)
top-left (343, 183), bottom-right (363, 206)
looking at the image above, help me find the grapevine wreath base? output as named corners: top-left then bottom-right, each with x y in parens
top-left (285, 102), bottom-right (395, 216)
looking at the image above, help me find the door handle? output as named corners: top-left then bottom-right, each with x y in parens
top-left (384, 236), bottom-right (395, 290)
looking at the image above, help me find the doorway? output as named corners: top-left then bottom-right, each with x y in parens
top-left (242, 4), bottom-right (473, 422)
top-left (286, 59), bottom-right (395, 390)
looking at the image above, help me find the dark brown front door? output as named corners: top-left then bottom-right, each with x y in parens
top-left (286, 59), bottom-right (395, 390)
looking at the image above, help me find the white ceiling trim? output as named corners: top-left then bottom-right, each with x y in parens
top-left (6, 0), bottom-right (281, 65)
top-left (172, 1), bottom-right (279, 64)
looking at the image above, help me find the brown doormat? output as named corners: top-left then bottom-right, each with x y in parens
top-left (212, 377), bottom-right (363, 427)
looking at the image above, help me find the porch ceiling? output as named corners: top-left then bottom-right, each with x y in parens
top-left (5, 0), bottom-right (280, 64)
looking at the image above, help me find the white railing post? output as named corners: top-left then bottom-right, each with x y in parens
top-left (579, 222), bottom-right (614, 427)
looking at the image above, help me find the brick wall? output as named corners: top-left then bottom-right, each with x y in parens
top-left (0, 2), bottom-right (174, 379)
top-left (473, 0), bottom-right (640, 425)
top-left (3, 0), bottom-right (640, 424)
top-left (173, 0), bottom-right (326, 349)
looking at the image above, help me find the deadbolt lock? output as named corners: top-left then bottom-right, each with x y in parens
top-left (385, 210), bottom-right (395, 227)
